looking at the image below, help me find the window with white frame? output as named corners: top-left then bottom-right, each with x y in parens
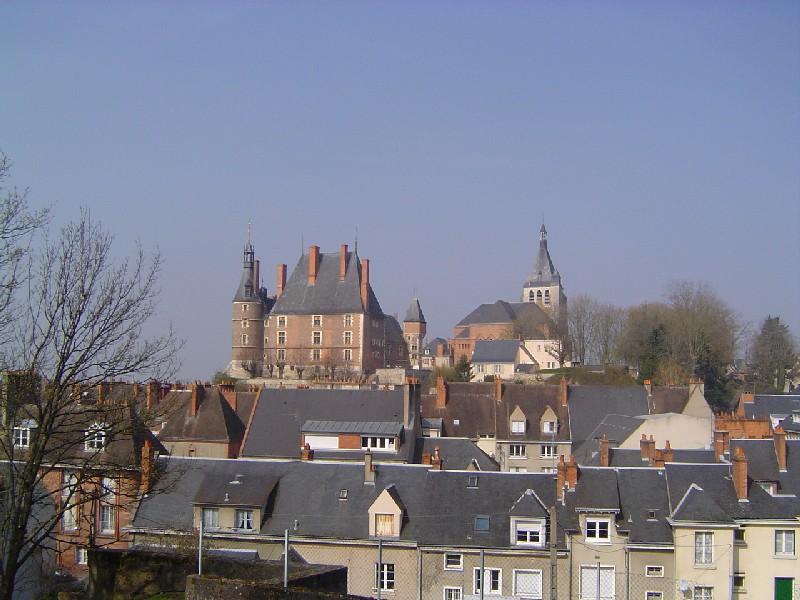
top-left (541, 466), bottom-right (556, 474)
top-left (542, 420), bottom-right (557, 434)
top-left (513, 519), bottom-right (545, 547)
top-left (84, 423), bottom-right (106, 451)
top-left (235, 509), bottom-right (254, 531)
top-left (444, 553), bottom-right (462, 571)
top-left (476, 364), bottom-right (486, 374)
top-left (474, 515), bottom-right (490, 531)
top-left (361, 436), bottom-right (395, 451)
top-left (76, 547), bottom-right (88, 566)
top-left (374, 513), bottom-right (395, 537)
top-left (375, 562), bottom-right (395, 590)
top-left (645, 565), bottom-right (663, 577)
top-left (241, 318), bottom-right (248, 328)
top-left (201, 507), bottom-right (219, 529)
top-left (443, 587), bottom-right (462, 600)
top-left (509, 444), bottom-right (526, 458)
top-left (775, 529), bottom-right (795, 556)
top-left (277, 331), bottom-right (286, 345)
top-left (312, 331), bottom-right (322, 345)
top-left (344, 314), bottom-right (353, 327)
top-left (513, 569), bottom-right (543, 599)
top-left (312, 349), bottom-right (321, 361)
top-left (493, 364), bottom-right (502, 374)
top-left (344, 331), bottom-right (352, 345)
top-left (510, 466), bottom-right (528, 473)
top-left (312, 315), bottom-right (322, 327)
top-left (62, 471), bottom-right (78, 498)
top-left (579, 565), bottom-right (614, 600)
top-left (694, 532), bottom-right (713, 564)
top-left (241, 333), bottom-right (248, 345)
top-left (344, 349), bottom-right (352, 361)
top-left (473, 568), bottom-right (501, 594)
top-left (693, 587), bottom-right (712, 600)
top-left (733, 573), bottom-right (745, 589)
top-left (277, 316), bottom-right (286, 327)
top-left (540, 444), bottom-right (556, 458)
top-left (511, 419), bottom-right (525, 434)
top-left (12, 420), bottom-right (36, 448)
top-left (99, 504), bottom-right (115, 533)
top-left (62, 506), bottom-right (77, 531)
top-left (276, 349), bottom-right (286, 361)
top-left (645, 593), bottom-right (663, 600)
top-left (242, 304), bottom-right (248, 312)
top-left (585, 518), bottom-right (611, 542)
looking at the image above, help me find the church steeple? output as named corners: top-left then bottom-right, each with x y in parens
top-left (522, 223), bottom-right (566, 316)
top-left (235, 225), bottom-right (259, 302)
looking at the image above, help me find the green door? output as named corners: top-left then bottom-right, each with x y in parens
top-left (775, 578), bottom-right (794, 600)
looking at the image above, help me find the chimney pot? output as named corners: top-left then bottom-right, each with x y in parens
top-left (560, 375), bottom-right (568, 406)
top-left (732, 446), bottom-right (748, 501)
top-left (774, 427), bottom-right (787, 471)
top-left (308, 246), bottom-right (320, 285)
top-left (340, 245), bottom-right (348, 280)
top-left (360, 259), bottom-right (370, 311)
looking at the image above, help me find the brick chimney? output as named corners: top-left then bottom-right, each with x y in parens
top-left (190, 381), bottom-right (204, 417)
top-left (97, 381), bottom-right (110, 405)
top-left (732, 446), bottom-right (748, 501)
top-left (432, 445), bottom-right (443, 470)
top-left (254, 259), bottom-right (260, 295)
top-left (640, 434), bottom-right (656, 463)
top-left (556, 455), bottom-right (578, 501)
top-left (494, 376), bottom-right (503, 401)
top-left (73, 383), bottom-right (83, 404)
top-left (364, 449), bottom-right (375, 484)
top-left (421, 453), bottom-right (432, 465)
top-left (360, 259), bottom-right (370, 311)
top-left (300, 442), bottom-right (314, 461)
top-left (436, 376), bottom-right (448, 408)
top-left (560, 375), bottom-right (568, 406)
top-left (713, 430), bottom-right (730, 461)
top-left (663, 440), bottom-right (674, 463)
top-left (774, 426), bottom-right (787, 471)
top-left (308, 246), bottom-right (320, 285)
top-left (600, 434), bottom-right (610, 467)
top-left (738, 391), bottom-right (754, 416)
top-left (653, 449), bottom-right (665, 469)
top-left (140, 438), bottom-right (154, 493)
top-left (146, 381), bottom-right (159, 410)
top-left (340, 244), bottom-right (348, 280)
top-left (276, 263), bottom-right (287, 298)
top-left (219, 383), bottom-right (237, 412)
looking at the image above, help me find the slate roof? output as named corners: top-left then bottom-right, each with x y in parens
top-left (455, 300), bottom-right (552, 330)
top-left (194, 470), bottom-right (277, 507)
top-left (471, 340), bottom-right (521, 363)
top-left (616, 468), bottom-right (672, 545)
top-left (160, 387), bottom-right (246, 444)
top-left (404, 298), bottom-right (425, 323)
top-left (523, 224), bottom-right (560, 287)
top-left (270, 250), bottom-right (383, 316)
top-left (240, 387), bottom-right (415, 462)
top-left (422, 338), bottom-right (448, 356)
top-left (573, 414), bottom-right (644, 464)
top-left (573, 467), bottom-right (620, 512)
top-left (583, 448), bottom-right (716, 468)
top-left (742, 394), bottom-right (800, 420)
top-left (567, 386), bottom-right (649, 449)
top-left (650, 387), bottom-right (690, 414)
top-left (421, 382), bottom-right (571, 442)
top-left (133, 458), bottom-right (564, 549)
top-left (412, 437), bottom-right (500, 471)
top-left (302, 421), bottom-right (403, 436)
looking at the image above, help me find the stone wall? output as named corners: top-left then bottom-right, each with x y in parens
top-left (185, 573), bottom-right (358, 600)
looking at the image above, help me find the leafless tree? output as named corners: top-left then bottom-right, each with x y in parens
top-left (0, 208), bottom-right (181, 599)
top-left (568, 294), bottom-right (597, 365)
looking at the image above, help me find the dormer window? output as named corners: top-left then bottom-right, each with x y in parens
top-left (339, 489), bottom-right (348, 501)
top-left (85, 423), bottom-right (107, 452)
top-left (467, 475), bottom-right (479, 488)
top-left (511, 420), bottom-right (525, 434)
top-left (235, 509), bottom-right (254, 531)
top-left (585, 517), bottom-right (611, 543)
top-left (12, 419), bottom-right (36, 448)
top-left (201, 507), bottom-right (219, 529)
top-left (474, 515), bottom-right (490, 531)
top-left (512, 518), bottom-right (546, 547)
top-left (542, 420), bottom-right (557, 434)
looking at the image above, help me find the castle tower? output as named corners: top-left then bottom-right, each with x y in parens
top-left (229, 229), bottom-right (267, 378)
top-left (521, 224), bottom-right (567, 318)
top-left (403, 297), bottom-right (426, 369)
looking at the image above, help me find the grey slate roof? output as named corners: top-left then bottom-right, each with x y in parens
top-left (615, 468), bottom-right (672, 544)
top-left (567, 386), bottom-right (649, 449)
top-left (523, 225), bottom-right (561, 287)
top-left (471, 340), bottom-right (521, 363)
top-left (573, 414), bottom-right (644, 464)
top-left (455, 300), bottom-right (552, 329)
top-left (240, 387), bottom-right (415, 462)
top-left (422, 338), bottom-right (448, 356)
top-left (160, 387), bottom-right (245, 444)
top-left (270, 250), bottom-right (383, 316)
top-left (134, 458), bottom-right (564, 549)
top-left (302, 421), bottom-right (403, 436)
top-left (742, 394), bottom-right (800, 420)
top-left (404, 298), bottom-right (425, 323)
top-left (412, 437), bottom-right (500, 471)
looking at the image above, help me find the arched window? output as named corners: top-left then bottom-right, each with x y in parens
top-left (544, 291), bottom-right (551, 306)
top-left (528, 290), bottom-right (534, 301)
top-left (536, 291), bottom-right (543, 303)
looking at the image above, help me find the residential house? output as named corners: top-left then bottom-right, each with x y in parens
top-left (470, 339), bottom-right (536, 381)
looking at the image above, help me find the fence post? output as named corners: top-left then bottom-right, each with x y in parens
top-left (417, 548), bottom-right (423, 600)
top-left (479, 548), bottom-right (485, 600)
top-left (596, 561), bottom-right (601, 600)
top-left (377, 538), bottom-right (383, 600)
top-left (284, 529), bottom-right (289, 588)
top-left (549, 505), bottom-right (557, 600)
top-left (197, 517), bottom-right (203, 576)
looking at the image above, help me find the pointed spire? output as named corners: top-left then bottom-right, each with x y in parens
top-left (404, 297), bottom-right (426, 323)
top-left (235, 227), bottom-right (257, 301)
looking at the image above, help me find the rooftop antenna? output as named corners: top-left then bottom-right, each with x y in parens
top-left (247, 222), bottom-right (251, 245)
top-left (354, 227), bottom-right (358, 255)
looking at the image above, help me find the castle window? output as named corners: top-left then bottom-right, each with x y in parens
top-left (312, 315), bottom-right (322, 327)
top-left (278, 331), bottom-right (286, 345)
top-left (241, 318), bottom-right (248, 328)
top-left (242, 304), bottom-right (248, 312)
top-left (312, 331), bottom-right (322, 345)
top-left (344, 349), bottom-right (352, 361)
top-left (528, 290), bottom-right (534, 301)
top-left (344, 314), bottom-right (353, 327)
top-left (312, 349), bottom-right (321, 361)
top-left (277, 349), bottom-right (286, 361)
top-left (241, 334), bottom-right (248, 345)
top-left (277, 316), bottom-right (286, 327)
top-left (544, 291), bottom-right (550, 306)
top-left (85, 423), bottom-right (107, 452)
top-left (536, 291), bottom-right (542, 303)
top-left (344, 331), bottom-right (352, 345)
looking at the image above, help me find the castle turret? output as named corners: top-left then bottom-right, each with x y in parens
top-left (229, 227), bottom-right (268, 378)
top-left (403, 297), bottom-right (426, 369)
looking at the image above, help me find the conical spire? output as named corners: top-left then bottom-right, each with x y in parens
top-left (234, 227), bottom-right (258, 301)
top-left (525, 223), bottom-right (559, 286)
top-left (404, 297), bottom-right (426, 323)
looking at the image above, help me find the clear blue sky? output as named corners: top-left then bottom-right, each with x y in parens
top-left (2, 2), bottom-right (798, 380)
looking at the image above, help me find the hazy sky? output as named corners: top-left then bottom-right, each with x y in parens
top-left (2, 2), bottom-right (798, 380)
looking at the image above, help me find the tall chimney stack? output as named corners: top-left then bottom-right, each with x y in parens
top-left (364, 450), bottom-right (375, 484)
top-left (732, 446), bottom-right (748, 501)
top-left (340, 244), bottom-right (348, 280)
top-left (436, 376), bottom-right (447, 408)
top-left (276, 263), bottom-right (287, 298)
top-left (774, 427), bottom-right (787, 471)
top-left (308, 246), bottom-right (320, 285)
top-left (560, 375), bottom-right (568, 406)
top-left (600, 434), bottom-right (610, 467)
top-left (190, 381), bottom-right (204, 417)
top-left (360, 259), bottom-right (370, 311)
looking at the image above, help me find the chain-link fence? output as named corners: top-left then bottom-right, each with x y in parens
top-left (191, 529), bottom-right (795, 600)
